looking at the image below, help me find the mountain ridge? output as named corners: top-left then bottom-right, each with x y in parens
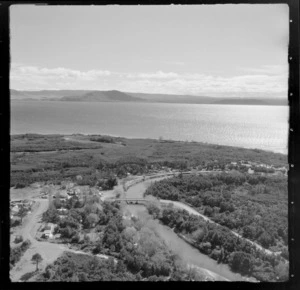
top-left (10, 89), bottom-right (288, 106)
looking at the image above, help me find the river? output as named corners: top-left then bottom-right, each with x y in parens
top-left (123, 179), bottom-right (249, 281)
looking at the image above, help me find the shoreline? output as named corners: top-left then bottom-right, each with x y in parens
top-left (10, 133), bottom-right (288, 156)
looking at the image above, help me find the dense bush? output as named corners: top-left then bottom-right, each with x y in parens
top-left (37, 201), bottom-right (205, 281)
top-left (10, 240), bottom-right (31, 269)
top-left (90, 136), bottom-right (114, 143)
top-left (145, 173), bottom-right (288, 250)
top-left (146, 204), bottom-right (288, 282)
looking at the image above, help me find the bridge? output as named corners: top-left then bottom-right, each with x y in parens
top-left (113, 198), bottom-right (149, 205)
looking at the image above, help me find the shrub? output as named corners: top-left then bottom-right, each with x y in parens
top-left (20, 271), bottom-right (36, 281)
top-left (15, 182), bottom-right (26, 189)
top-left (10, 239), bottom-right (31, 267)
top-left (14, 235), bottom-right (23, 244)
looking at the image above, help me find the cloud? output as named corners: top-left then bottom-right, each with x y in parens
top-left (11, 64), bottom-right (288, 96)
top-left (11, 65), bottom-right (111, 83)
top-left (120, 72), bottom-right (287, 95)
top-left (127, 71), bottom-right (179, 79)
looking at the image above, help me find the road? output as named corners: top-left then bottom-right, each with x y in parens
top-left (122, 172), bottom-right (283, 258)
top-left (10, 170), bottom-right (282, 281)
top-left (160, 200), bottom-right (280, 257)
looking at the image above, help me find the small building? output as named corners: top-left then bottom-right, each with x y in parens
top-left (66, 182), bottom-right (75, 189)
top-left (59, 190), bottom-right (69, 198)
top-left (11, 205), bottom-right (19, 215)
top-left (11, 216), bottom-right (21, 227)
top-left (43, 223), bottom-right (55, 239)
top-left (248, 168), bottom-right (254, 174)
top-left (53, 191), bottom-right (69, 199)
top-left (90, 188), bottom-right (100, 196)
top-left (76, 175), bottom-right (83, 181)
top-left (57, 208), bottom-right (68, 215)
top-left (44, 230), bottom-right (53, 239)
top-left (67, 189), bottom-right (75, 196)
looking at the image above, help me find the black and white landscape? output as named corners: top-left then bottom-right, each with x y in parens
top-left (10, 4), bottom-right (289, 282)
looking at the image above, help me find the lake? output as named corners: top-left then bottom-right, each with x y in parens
top-left (10, 101), bottom-right (288, 154)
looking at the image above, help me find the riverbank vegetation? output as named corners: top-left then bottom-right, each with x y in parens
top-left (144, 172), bottom-right (289, 282)
top-left (145, 173), bottom-right (288, 252)
top-left (146, 202), bottom-right (288, 282)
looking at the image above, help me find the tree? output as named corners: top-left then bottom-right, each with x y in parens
top-left (275, 261), bottom-right (289, 281)
top-left (86, 213), bottom-right (99, 228)
top-left (54, 193), bottom-right (62, 209)
top-left (31, 253), bottom-right (43, 271)
top-left (191, 228), bottom-right (205, 243)
top-left (228, 251), bottom-right (254, 275)
top-left (146, 200), bottom-right (161, 219)
top-left (42, 208), bottom-right (59, 224)
top-left (18, 205), bottom-right (27, 223)
top-left (258, 231), bottom-right (275, 248)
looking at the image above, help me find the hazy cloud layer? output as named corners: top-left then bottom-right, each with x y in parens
top-left (11, 64), bottom-right (288, 97)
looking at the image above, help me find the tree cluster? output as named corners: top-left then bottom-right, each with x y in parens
top-left (145, 173), bottom-right (288, 251)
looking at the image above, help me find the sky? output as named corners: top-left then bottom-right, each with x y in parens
top-left (10, 4), bottom-right (289, 98)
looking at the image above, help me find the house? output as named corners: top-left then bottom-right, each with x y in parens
top-left (53, 191), bottom-right (69, 199)
top-left (76, 175), bottom-right (83, 181)
top-left (90, 188), bottom-right (100, 196)
top-left (75, 188), bottom-right (81, 195)
top-left (43, 223), bottom-right (55, 239)
top-left (241, 163), bottom-right (251, 168)
top-left (59, 190), bottom-right (69, 198)
top-left (11, 205), bottom-right (19, 215)
top-left (57, 208), bottom-right (68, 215)
top-left (248, 168), bottom-right (254, 174)
top-left (44, 230), bottom-right (53, 239)
top-left (67, 189), bottom-right (75, 196)
top-left (66, 182), bottom-right (75, 189)
top-left (11, 216), bottom-right (21, 227)
top-left (231, 162), bottom-right (237, 166)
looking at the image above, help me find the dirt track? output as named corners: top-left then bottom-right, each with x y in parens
top-left (10, 171), bottom-right (282, 281)
top-left (124, 173), bottom-right (283, 258)
top-left (10, 199), bottom-right (66, 281)
top-left (10, 197), bottom-right (116, 282)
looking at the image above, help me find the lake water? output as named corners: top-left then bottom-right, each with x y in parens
top-left (10, 101), bottom-right (288, 154)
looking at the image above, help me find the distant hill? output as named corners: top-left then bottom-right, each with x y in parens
top-left (127, 92), bottom-right (214, 104)
top-left (10, 89), bottom-right (144, 102)
top-left (10, 89), bottom-right (91, 100)
top-left (10, 89), bottom-right (287, 106)
top-left (60, 90), bottom-right (144, 102)
top-left (212, 98), bottom-right (288, 106)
